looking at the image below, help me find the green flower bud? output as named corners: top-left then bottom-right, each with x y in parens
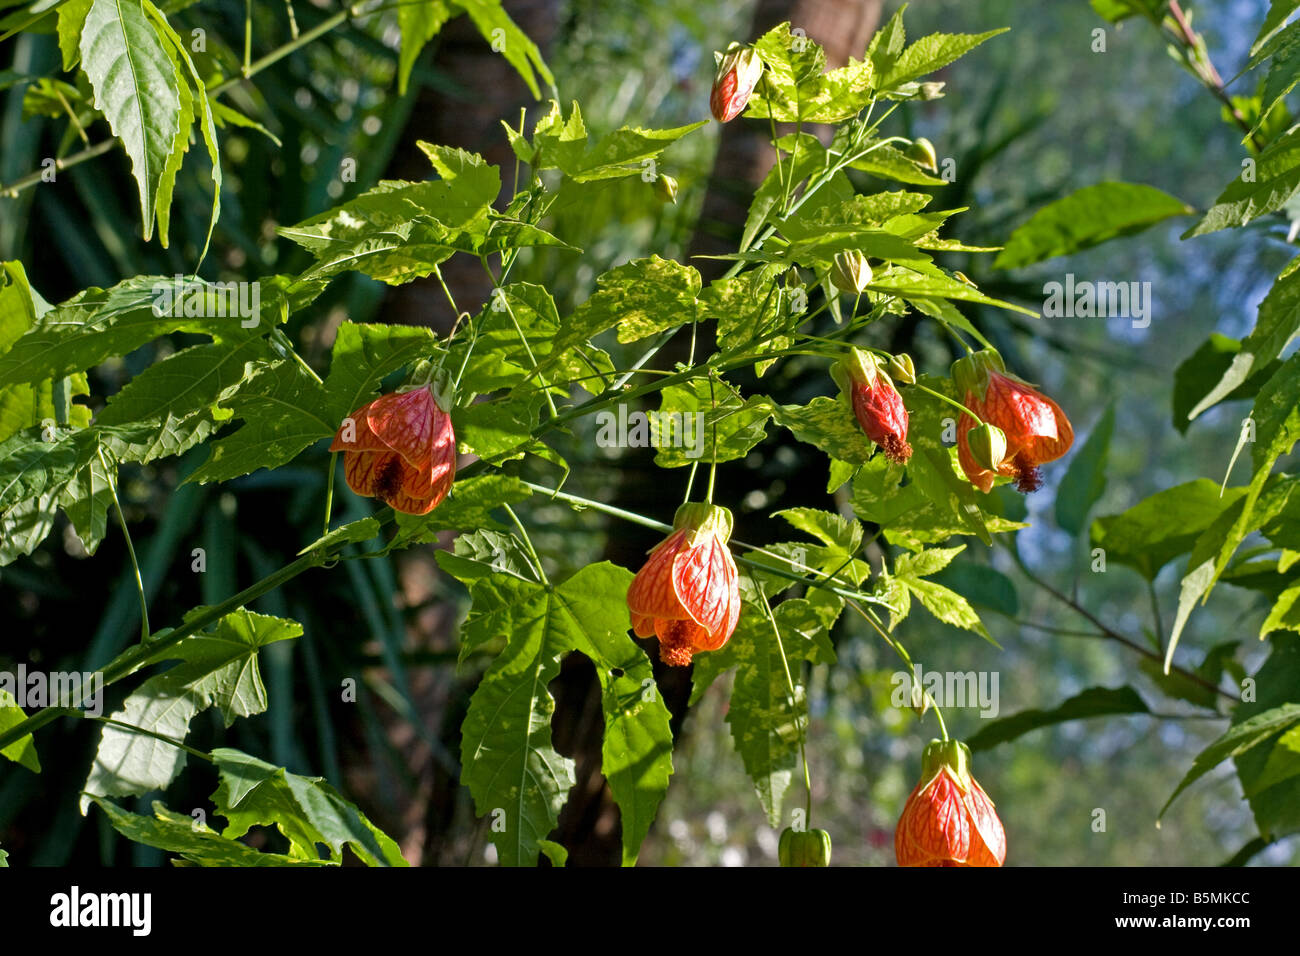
top-left (778, 827), bottom-right (832, 867)
top-left (887, 352), bottom-right (916, 385)
top-left (906, 137), bottom-right (938, 173)
top-left (919, 738), bottom-right (974, 789)
top-left (831, 250), bottom-right (873, 295)
top-left (653, 174), bottom-right (679, 204)
top-left (829, 345), bottom-right (883, 396)
top-left (909, 680), bottom-right (930, 717)
top-left (967, 423), bottom-right (1007, 472)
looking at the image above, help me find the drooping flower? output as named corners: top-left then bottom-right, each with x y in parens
top-left (952, 349), bottom-right (1073, 493)
top-left (626, 502), bottom-right (740, 667)
top-left (832, 347), bottom-right (912, 464)
top-left (895, 739), bottom-right (1006, 868)
top-left (329, 384), bottom-right (456, 515)
top-left (710, 44), bottom-right (764, 122)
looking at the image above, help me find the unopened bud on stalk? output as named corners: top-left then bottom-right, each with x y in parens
top-left (906, 137), bottom-right (938, 173)
top-left (711, 44), bottom-right (764, 123)
top-left (967, 423), bottom-right (1007, 473)
top-left (654, 174), bottom-right (679, 204)
top-left (831, 250), bottom-right (872, 295)
top-left (887, 353), bottom-right (916, 385)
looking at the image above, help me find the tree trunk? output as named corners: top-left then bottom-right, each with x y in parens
top-left (553, 0), bottom-right (885, 866)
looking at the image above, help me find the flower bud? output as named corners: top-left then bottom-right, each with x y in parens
top-left (710, 44), bottom-right (764, 123)
top-left (886, 352), bottom-right (916, 385)
top-left (906, 137), bottom-right (938, 173)
top-left (833, 347), bottom-right (911, 464)
top-left (909, 680), bottom-right (930, 717)
top-left (966, 423), bottom-right (1007, 473)
top-left (778, 827), bottom-right (832, 867)
top-left (653, 174), bottom-right (679, 204)
top-left (831, 250), bottom-right (872, 295)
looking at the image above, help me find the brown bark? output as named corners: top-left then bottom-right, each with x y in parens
top-left (691, 0), bottom-right (884, 279)
top-left (553, 0), bottom-right (885, 866)
top-left (354, 0), bottom-right (564, 866)
top-left (384, 1), bottom-right (562, 332)
top-left (368, 0), bottom-right (885, 867)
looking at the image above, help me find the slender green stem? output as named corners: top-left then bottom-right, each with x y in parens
top-left (759, 592), bottom-right (813, 820)
top-left (484, 257), bottom-right (558, 418)
top-left (53, 86), bottom-right (90, 146)
top-left (0, 528), bottom-right (356, 751)
top-left (272, 328), bottom-right (323, 384)
top-left (504, 503), bottom-right (548, 585)
top-left (706, 375), bottom-right (718, 504)
top-left (1148, 577), bottom-right (1165, 651)
top-left (938, 319), bottom-right (976, 355)
top-left (214, 8), bottom-right (353, 97)
top-left (849, 600), bottom-right (949, 741)
top-left (933, 699), bottom-right (949, 741)
top-left (323, 452), bottom-right (338, 536)
top-left (912, 382), bottom-right (984, 422)
top-left (0, 139), bottom-right (115, 198)
top-left (433, 263), bottom-right (469, 350)
top-left (683, 462), bottom-right (699, 504)
top-left (782, 120), bottom-right (803, 215)
top-left (283, 0), bottom-right (301, 39)
top-left (243, 0), bottom-right (253, 75)
top-left (100, 449), bottom-right (149, 643)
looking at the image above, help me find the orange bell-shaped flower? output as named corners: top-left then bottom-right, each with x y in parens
top-left (330, 384), bottom-right (456, 515)
top-left (895, 739), bottom-right (1006, 867)
top-left (627, 502), bottom-right (740, 666)
top-left (952, 350), bottom-right (1073, 493)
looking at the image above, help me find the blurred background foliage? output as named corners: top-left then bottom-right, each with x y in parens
top-left (0, 0), bottom-right (1294, 865)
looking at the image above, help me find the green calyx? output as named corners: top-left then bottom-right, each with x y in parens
top-left (830, 346), bottom-right (884, 395)
top-left (778, 827), bottom-right (832, 867)
top-left (673, 501), bottom-right (734, 546)
top-left (405, 359), bottom-right (456, 411)
top-left (949, 348), bottom-right (1005, 397)
top-left (920, 738), bottom-right (973, 788)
